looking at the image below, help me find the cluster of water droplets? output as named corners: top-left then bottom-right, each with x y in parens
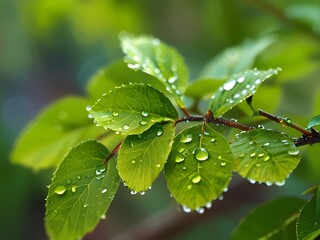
top-left (181, 200), bottom-right (213, 214)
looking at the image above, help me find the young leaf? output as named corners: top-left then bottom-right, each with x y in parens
top-left (86, 61), bottom-right (167, 100)
top-left (297, 186), bottom-right (320, 240)
top-left (88, 83), bottom-right (178, 135)
top-left (232, 197), bottom-right (306, 240)
top-left (307, 115), bottom-right (320, 129)
top-left (164, 124), bottom-right (233, 210)
top-left (210, 68), bottom-right (280, 117)
top-left (45, 140), bottom-right (120, 240)
top-left (118, 123), bottom-right (175, 192)
top-left (231, 128), bottom-right (301, 185)
top-left (11, 97), bottom-right (104, 170)
top-left (200, 36), bottom-right (275, 79)
top-left (120, 33), bottom-right (188, 107)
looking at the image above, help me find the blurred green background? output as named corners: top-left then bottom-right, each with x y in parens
top-left (1, 0), bottom-right (320, 239)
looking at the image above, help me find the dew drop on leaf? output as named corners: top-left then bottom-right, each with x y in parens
top-left (193, 148), bottom-right (209, 161)
top-left (182, 205), bottom-right (192, 213)
top-left (175, 154), bottom-right (185, 163)
top-left (263, 155), bottom-right (270, 161)
top-left (205, 202), bottom-right (212, 209)
top-left (180, 134), bottom-right (193, 143)
top-left (86, 105), bottom-right (92, 111)
top-left (223, 80), bottom-right (236, 91)
top-left (258, 153), bottom-right (264, 158)
top-left (196, 207), bottom-right (205, 214)
top-left (112, 111), bottom-right (119, 117)
top-left (139, 120), bottom-right (148, 126)
top-left (156, 128), bottom-right (163, 136)
top-left (178, 147), bottom-right (186, 153)
top-left (249, 152), bottom-right (256, 157)
top-left (288, 149), bottom-right (300, 156)
top-left (128, 63), bottom-right (140, 70)
top-left (220, 161), bottom-right (226, 166)
top-left (156, 164), bottom-right (161, 168)
top-left (187, 184), bottom-right (193, 191)
top-left (210, 138), bottom-right (216, 143)
top-left (191, 174), bottom-right (201, 183)
top-left (96, 164), bottom-right (106, 176)
top-left (266, 182), bottom-right (273, 186)
top-left (71, 186), bottom-right (77, 193)
top-left (83, 203), bottom-right (89, 208)
top-left (123, 124), bottom-right (130, 130)
top-left (263, 142), bottom-right (270, 146)
top-left (101, 188), bottom-right (107, 194)
top-left (54, 185), bottom-right (66, 195)
top-left (66, 178), bottom-right (72, 185)
top-left (275, 180), bottom-right (286, 186)
top-left (141, 110), bottom-right (148, 117)
top-left (238, 153), bottom-right (245, 158)
top-left (100, 214), bottom-right (106, 220)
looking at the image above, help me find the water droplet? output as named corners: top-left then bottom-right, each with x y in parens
top-left (224, 187), bottom-right (228, 192)
top-left (187, 184), bottom-right (193, 191)
top-left (196, 207), bottom-right (205, 214)
top-left (255, 163), bottom-right (261, 167)
top-left (275, 180), bottom-right (285, 186)
top-left (112, 111), bottom-right (119, 117)
top-left (101, 188), bottom-right (107, 194)
top-left (238, 153), bottom-right (245, 158)
top-left (156, 128), bottom-right (163, 136)
top-left (258, 153), bottom-right (264, 158)
top-left (66, 178), bottom-right (72, 185)
top-left (210, 138), bottom-right (216, 143)
top-left (96, 164), bottom-right (106, 176)
top-left (168, 76), bottom-right (177, 83)
top-left (54, 185), bottom-right (66, 195)
top-left (266, 182), bottom-right (273, 186)
top-left (250, 152), bottom-right (256, 157)
top-left (128, 63), bottom-right (140, 70)
top-left (255, 79), bottom-right (261, 84)
top-left (182, 205), bottom-right (192, 213)
top-left (77, 175), bottom-right (82, 180)
top-left (100, 214), bottom-right (106, 220)
top-left (203, 131), bottom-right (210, 136)
top-left (71, 186), bottom-right (77, 193)
top-left (178, 147), bottom-right (186, 153)
top-left (223, 80), bottom-right (236, 91)
top-left (131, 160), bottom-right (136, 164)
top-left (180, 134), bottom-right (193, 143)
top-left (218, 195), bottom-right (224, 200)
top-left (123, 124), bottom-right (130, 130)
top-left (288, 149), bottom-right (300, 156)
top-left (249, 179), bottom-right (256, 184)
top-left (234, 93), bottom-right (240, 99)
top-left (205, 202), bottom-right (212, 209)
top-left (83, 203), bottom-right (89, 208)
top-left (175, 154), bottom-right (185, 163)
top-left (88, 114), bottom-right (93, 119)
top-left (191, 174), bottom-right (201, 183)
top-left (130, 190), bottom-right (137, 195)
top-left (156, 164), bottom-right (161, 168)
top-left (263, 142), bottom-right (270, 146)
top-left (182, 166), bottom-right (187, 170)
top-left (141, 110), bottom-right (148, 117)
top-left (139, 120), bottom-right (148, 126)
top-left (237, 76), bottom-right (245, 83)
top-left (193, 148), bottom-right (209, 161)
top-left (263, 155), bottom-right (270, 161)
top-left (220, 161), bottom-right (226, 166)
top-left (218, 155), bottom-right (222, 160)
top-left (96, 173), bottom-right (105, 180)
top-left (86, 105), bottom-right (92, 111)
top-left (140, 191), bottom-right (145, 196)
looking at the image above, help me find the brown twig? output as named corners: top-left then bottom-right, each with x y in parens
top-left (102, 141), bottom-right (123, 164)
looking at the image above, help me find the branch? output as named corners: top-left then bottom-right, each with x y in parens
top-left (102, 141), bottom-right (123, 164)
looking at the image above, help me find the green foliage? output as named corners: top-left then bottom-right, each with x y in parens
top-left (10, 32), bottom-right (320, 239)
top-left (296, 186), bottom-right (320, 240)
top-left (45, 140), bottom-right (120, 240)
top-left (11, 97), bottom-right (104, 170)
top-left (88, 83), bottom-right (178, 135)
top-left (232, 197), bottom-right (306, 240)
top-left (231, 129), bottom-right (301, 184)
top-left (118, 123), bottom-right (175, 192)
top-left (210, 68), bottom-right (280, 117)
top-left (164, 124), bottom-right (233, 210)
top-left (120, 33), bottom-right (189, 107)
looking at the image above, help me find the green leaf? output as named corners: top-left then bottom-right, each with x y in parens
top-left (297, 186), bottom-right (320, 240)
top-left (307, 115), bottom-right (320, 129)
top-left (210, 68), bottom-right (280, 117)
top-left (200, 36), bottom-right (275, 79)
top-left (86, 61), bottom-right (168, 100)
top-left (232, 197), bottom-right (306, 240)
top-left (184, 78), bottom-right (225, 99)
top-left (164, 124), bottom-right (233, 210)
top-left (11, 97), bottom-right (104, 170)
top-left (231, 128), bottom-right (301, 185)
top-left (118, 123), bottom-right (175, 192)
top-left (45, 140), bottom-right (120, 240)
top-left (120, 33), bottom-right (188, 107)
top-left (88, 83), bottom-right (178, 135)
